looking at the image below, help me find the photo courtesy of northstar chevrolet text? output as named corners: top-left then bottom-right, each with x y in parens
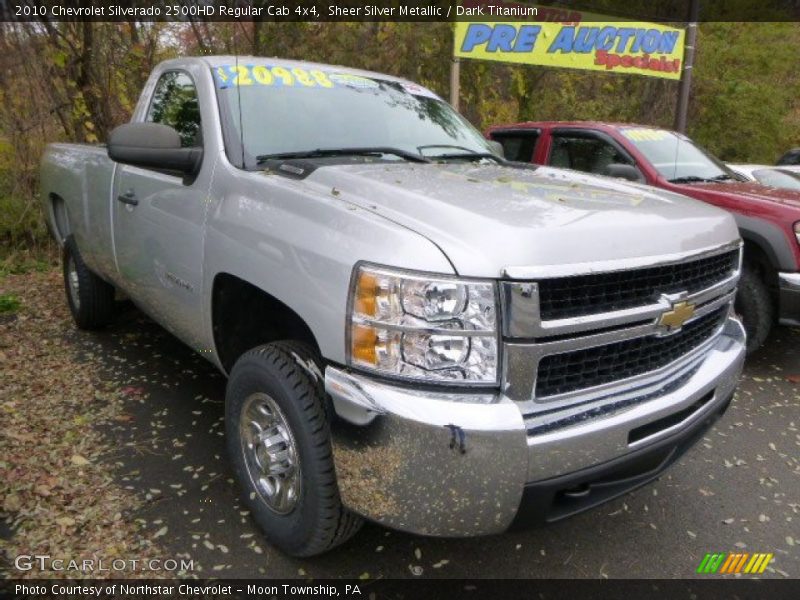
top-left (0, 0), bottom-right (798, 594)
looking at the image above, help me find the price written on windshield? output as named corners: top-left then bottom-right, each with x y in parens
top-left (213, 65), bottom-right (382, 90)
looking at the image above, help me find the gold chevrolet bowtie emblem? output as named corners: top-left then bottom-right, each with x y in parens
top-left (658, 301), bottom-right (696, 330)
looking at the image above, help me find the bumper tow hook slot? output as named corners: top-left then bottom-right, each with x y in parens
top-left (562, 484), bottom-right (591, 499)
top-left (445, 424), bottom-right (467, 454)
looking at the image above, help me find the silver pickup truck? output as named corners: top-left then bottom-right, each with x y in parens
top-left (41, 56), bottom-right (746, 557)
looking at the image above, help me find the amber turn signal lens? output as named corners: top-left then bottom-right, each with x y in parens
top-left (351, 324), bottom-right (378, 365)
top-left (354, 272), bottom-right (378, 317)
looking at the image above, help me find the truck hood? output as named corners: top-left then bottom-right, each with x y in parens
top-left (671, 180), bottom-right (800, 210)
top-left (306, 162), bottom-right (739, 278)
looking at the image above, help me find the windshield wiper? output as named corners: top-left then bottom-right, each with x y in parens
top-left (430, 152), bottom-right (505, 163)
top-left (255, 147), bottom-right (430, 164)
top-left (709, 173), bottom-right (735, 181)
top-left (417, 144), bottom-right (505, 163)
top-left (418, 144), bottom-right (475, 154)
top-left (667, 175), bottom-right (715, 184)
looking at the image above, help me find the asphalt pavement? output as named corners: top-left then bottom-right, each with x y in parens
top-left (80, 306), bottom-right (799, 579)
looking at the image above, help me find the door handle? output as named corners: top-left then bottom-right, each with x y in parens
top-left (117, 189), bottom-right (138, 206)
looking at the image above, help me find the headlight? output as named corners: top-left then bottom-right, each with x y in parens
top-left (348, 264), bottom-right (498, 384)
top-left (794, 221), bottom-right (800, 245)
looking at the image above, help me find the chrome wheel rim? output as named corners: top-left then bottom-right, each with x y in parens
top-left (67, 256), bottom-right (80, 310)
top-left (239, 392), bottom-right (301, 514)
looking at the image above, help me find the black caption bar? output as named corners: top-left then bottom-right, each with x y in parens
top-left (2, 0), bottom-right (800, 23)
top-left (2, 579), bottom-right (799, 600)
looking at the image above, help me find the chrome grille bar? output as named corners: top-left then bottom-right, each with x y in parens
top-left (500, 241), bottom-right (742, 414)
top-left (501, 241), bottom-right (742, 339)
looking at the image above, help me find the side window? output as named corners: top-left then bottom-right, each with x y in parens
top-left (753, 169), bottom-right (800, 190)
top-left (491, 131), bottom-right (539, 163)
top-left (146, 72), bottom-right (202, 148)
top-left (549, 133), bottom-right (632, 175)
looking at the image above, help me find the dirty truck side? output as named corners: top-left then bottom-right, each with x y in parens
top-left (40, 57), bottom-right (746, 557)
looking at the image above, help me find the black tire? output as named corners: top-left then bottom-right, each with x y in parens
top-left (225, 341), bottom-right (362, 557)
top-left (735, 264), bottom-right (774, 354)
top-left (62, 236), bottom-right (115, 330)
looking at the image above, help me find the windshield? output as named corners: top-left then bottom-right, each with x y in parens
top-left (212, 63), bottom-right (494, 167)
top-left (618, 127), bottom-right (735, 183)
top-left (752, 168), bottom-right (800, 191)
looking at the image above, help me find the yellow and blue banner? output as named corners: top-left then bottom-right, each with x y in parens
top-left (454, 4), bottom-right (685, 80)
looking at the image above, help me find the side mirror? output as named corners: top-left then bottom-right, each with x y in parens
top-left (777, 148), bottom-right (800, 166)
top-left (487, 139), bottom-right (505, 159)
top-left (107, 123), bottom-right (202, 177)
top-left (604, 163), bottom-right (645, 183)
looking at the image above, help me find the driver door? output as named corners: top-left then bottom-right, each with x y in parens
top-left (112, 70), bottom-right (210, 350)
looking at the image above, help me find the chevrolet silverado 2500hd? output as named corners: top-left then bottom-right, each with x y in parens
top-left (487, 121), bottom-right (800, 353)
top-left (41, 57), bottom-right (746, 556)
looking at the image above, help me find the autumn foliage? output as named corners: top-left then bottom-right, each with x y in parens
top-left (1, 21), bottom-right (799, 251)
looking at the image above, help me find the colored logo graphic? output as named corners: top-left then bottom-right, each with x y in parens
top-left (697, 552), bottom-right (773, 574)
top-left (658, 299), bottom-right (696, 331)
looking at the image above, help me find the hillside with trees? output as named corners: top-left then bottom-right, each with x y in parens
top-left (1, 21), bottom-right (799, 253)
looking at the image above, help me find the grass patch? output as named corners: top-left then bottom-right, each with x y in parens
top-left (0, 244), bottom-right (59, 278)
top-left (0, 293), bottom-right (21, 313)
top-left (0, 139), bottom-right (50, 249)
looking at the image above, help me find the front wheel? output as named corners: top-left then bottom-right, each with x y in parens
top-left (735, 264), bottom-right (774, 354)
top-left (225, 341), bottom-right (362, 557)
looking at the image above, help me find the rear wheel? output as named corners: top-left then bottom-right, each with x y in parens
top-left (62, 236), bottom-right (115, 330)
top-left (735, 264), bottom-right (774, 354)
top-left (225, 341), bottom-right (362, 556)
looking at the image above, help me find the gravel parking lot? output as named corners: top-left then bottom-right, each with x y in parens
top-left (2, 272), bottom-right (798, 579)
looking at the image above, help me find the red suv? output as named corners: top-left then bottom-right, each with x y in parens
top-left (487, 121), bottom-right (800, 353)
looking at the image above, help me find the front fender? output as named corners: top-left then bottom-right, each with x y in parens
top-left (202, 163), bottom-right (454, 366)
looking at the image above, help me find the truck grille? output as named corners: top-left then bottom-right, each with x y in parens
top-left (537, 250), bottom-right (738, 321)
top-left (535, 306), bottom-right (728, 398)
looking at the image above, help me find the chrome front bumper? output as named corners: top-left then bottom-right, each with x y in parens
top-left (325, 317), bottom-right (746, 537)
top-left (778, 272), bottom-right (800, 327)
